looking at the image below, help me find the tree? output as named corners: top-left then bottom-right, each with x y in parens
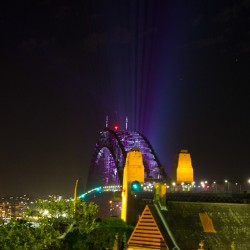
top-left (0, 218), bottom-right (39, 250)
top-left (65, 217), bottom-right (134, 250)
top-left (0, 198), bottom-right (134, 249)
top-left (0, 197), bottom-right (98, 249)
top-left (89, 217), bottom-right (134, 250)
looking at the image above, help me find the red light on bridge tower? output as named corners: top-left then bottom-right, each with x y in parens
top-left (114, 125), bottom-right (119, 131)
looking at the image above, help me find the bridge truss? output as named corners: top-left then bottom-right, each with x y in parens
top-left (87, 129), bottom-right (168, 189)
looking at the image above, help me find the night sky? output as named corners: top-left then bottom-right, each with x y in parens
top-left (1, 1), bottom-right (250, 197)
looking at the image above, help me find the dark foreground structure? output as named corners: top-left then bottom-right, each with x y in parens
top-left (127, 201), bottom-right (250, 250)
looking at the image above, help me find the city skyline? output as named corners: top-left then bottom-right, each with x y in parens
top-left (1, 1), bottom-right (250, 196)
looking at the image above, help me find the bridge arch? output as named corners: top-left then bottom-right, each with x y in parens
top-left (87, 129), bottom-right (167, 189)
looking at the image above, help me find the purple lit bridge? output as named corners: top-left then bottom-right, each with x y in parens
top-left (86, 129), bottom-right (168, 190)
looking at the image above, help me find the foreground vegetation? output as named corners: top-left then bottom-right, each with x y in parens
top-left (0, 198), bottom-right (133, 249)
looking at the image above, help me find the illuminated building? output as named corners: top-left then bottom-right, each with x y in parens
top-left (0, 195), bottom-right (32, 220)
top-left (174, 149), bottom-right (194, 184)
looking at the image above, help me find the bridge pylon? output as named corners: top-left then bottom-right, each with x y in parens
top-left (121, 148), bottom-right (144, 224)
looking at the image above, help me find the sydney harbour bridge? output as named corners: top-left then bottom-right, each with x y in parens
top-left (84, 127), bottom-right (250, 223)
top-left (86, 128), bottom-right (168, 190)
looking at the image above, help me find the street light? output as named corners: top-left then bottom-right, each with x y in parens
top-left (172, 182), bottom-right (176, 192)
top-left (213, 181), bottom-right (217, 192)
top-left (224, 179), bottom-right (229, 192)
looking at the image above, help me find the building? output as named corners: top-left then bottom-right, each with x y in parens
top-left (127, 200), bottom-right (250, 249)
top-left (0, 195), bottom-right (34, 220)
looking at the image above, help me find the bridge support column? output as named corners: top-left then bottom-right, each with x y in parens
top-left (121, 148), bottom-right (144, 224)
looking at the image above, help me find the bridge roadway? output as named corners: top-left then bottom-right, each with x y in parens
top-left (166, 191), bottom-right (250, 203)
top-left (81, 185), bottom-right (250, 204)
